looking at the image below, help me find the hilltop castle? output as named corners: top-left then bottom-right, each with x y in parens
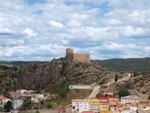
top-left (66, 48), bottom-right (90, 63)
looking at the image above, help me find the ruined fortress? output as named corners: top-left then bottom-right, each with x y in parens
top-left (66, 48), bottom-right (90, 63)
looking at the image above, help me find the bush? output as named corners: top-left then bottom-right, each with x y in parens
top-left (98, 92), bottom-right (103, 95)
top-left (4, 101), bottom-right (13, 112)
top-left (115, 74), bottom-right (118, 82)
top-left (118, 90), bottom-right (130, 98)
top-left (47, 104), bottom-right (52, 109)
top-left (36, 110), bottom-right (40, 113)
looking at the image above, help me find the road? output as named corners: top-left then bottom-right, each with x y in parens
top-left (88, 76), bottom-right (131, 99)
top-left (88, 85), bottom-right (100, 98)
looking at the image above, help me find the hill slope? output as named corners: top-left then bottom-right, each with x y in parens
top-left (0, 65), bottom-right (18, 95)
top-left (91, 58), bottom-right (150, 73)
top-left (17, 58), bottom-right (117, 98)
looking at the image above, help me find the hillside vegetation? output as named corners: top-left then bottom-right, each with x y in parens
top-left (18, 58), bottom-right (117, 99)
top-left (0, 65), bottom-right (18, 95)
top-left (92, 58), bottom-right (150, 73)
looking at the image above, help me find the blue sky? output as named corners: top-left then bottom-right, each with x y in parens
top-left (0, 0), bottom-right (150, 61)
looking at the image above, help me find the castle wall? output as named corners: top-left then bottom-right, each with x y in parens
top-left (66, 48), bottom-right (90, 63)
top-left (73, 53), bottom-right (90, 63)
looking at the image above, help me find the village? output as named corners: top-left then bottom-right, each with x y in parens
top-left (0, 73), bottom-right (149, 113)
top-left (0, 89), bottom-right (44, 112)
top-left (0, 49), bottom-right (150, 113)
top-left (71, 73), bottom-right (150, 113)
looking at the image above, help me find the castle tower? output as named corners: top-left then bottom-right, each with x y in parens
top-left (66, 48), bottom-right (73, 59)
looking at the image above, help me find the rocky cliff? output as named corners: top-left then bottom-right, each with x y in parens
top-left (17, 58), bottom-right (116, 90)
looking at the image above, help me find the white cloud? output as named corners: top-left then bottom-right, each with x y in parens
top-left (0, 0), bottom-right (150, 60)
top-left (23, 28), bottom-right (37, 37)
top-left (48, 21), bottom-right (64, 28)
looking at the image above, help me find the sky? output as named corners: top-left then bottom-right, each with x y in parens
top-left (0, 0), bottom-right (150, 61)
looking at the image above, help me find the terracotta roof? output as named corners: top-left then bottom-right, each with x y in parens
top-left (82, 111), bottom-right (94, 113)
top-left (124, 73), bottom-right (131, 75)
top-left (0, 97), bottom-right (9, 101)
top-left (125, 103), bottom-right (132, 107)
top-left (9, 92), bottom-right (18, 95)
top-left (117, 104), bottom-right (123, 108)
top-left (108, 95), bottom-right (116, 98)
top-left (96, 95), bottom-right (107, 99)
top-left (109, 101), bottom-right (117, 106)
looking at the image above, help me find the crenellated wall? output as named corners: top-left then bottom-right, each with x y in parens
top-left (66, 48), bottom-right (90, 63)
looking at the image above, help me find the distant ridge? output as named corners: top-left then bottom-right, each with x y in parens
top-left (1, 57), bottom-right (150, 73)
top-left (91, 58), bottom-right (150, 73)
top-left (0, 61), bottom-right (48, 67)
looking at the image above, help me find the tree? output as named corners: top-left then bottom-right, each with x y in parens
top-left (118, 90), bottom-right (130, 98)
top-left (115, 74), bottom-right (118, 82)
top-left (4, 101), bottom-right (13, 112)
top-left (47, 104), bottom-right (52, 109)
top-left (133, 71), bottom-right (138, 77)
top-left (36, 110), bottom-right (40, 113)
top-left (98, 92), bottom-right (103, 95)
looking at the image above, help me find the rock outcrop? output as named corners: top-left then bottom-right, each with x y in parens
top-left (17, 58), bottom-right (116, 89)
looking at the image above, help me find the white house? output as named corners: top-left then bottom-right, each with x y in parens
top-left (130, 95), bottom-right (140, 103)
top-left (16, 89), bottom-right (27, 94)
top-left (32, 94), bottom-right (44, 102)
top-left (130, 106), bottom-right (137, 113)
top-left (69, 85), bottom-right (92, 90)
top-left (121, 96), bottom-right (131, 104)
top-left (24, 90), bottom-right (37, 95)
top-left (122, 108), bottom-right (131, 113)
top-left (79, 103), bottom-right (89, 113)
top-left (72, 99), bottom-right (89, 113)
top-left (12, 99), bottom-right (23, 109)
top-left (0, 97), bottom-right (11, 107)
top-left (35, 94), bottom-right (44, 100)
top-left (124, 73), bottom-right (132, 77)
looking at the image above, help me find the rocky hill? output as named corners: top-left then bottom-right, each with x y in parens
top-left (108, 74), bottom-right (150, 96)
top-left (17, 58), bottom-right (117, 97)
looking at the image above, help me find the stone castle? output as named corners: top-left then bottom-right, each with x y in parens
top-left (66, 48), bottom-right (90, 63)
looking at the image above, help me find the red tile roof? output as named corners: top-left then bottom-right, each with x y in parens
top-left (0, 97), bottom-right (9, 101)
top-left (117, 104), bottom-right (123, 108)
top-left (96, 95), bottom-right (107, 99)
top-left (108, 95), bottom-right (116, 98)
top-left (109, 101), bottom-right (117, 106)
top-left (124, 73), bottom-right (131, 75)
top-left (82, 111), bottom-right (94, 113)
top-left (9, 92), bottom-right (18, 95)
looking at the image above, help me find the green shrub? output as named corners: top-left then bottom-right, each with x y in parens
top-left (36, 110), bottom-right (40, 113)
top-left (118, 90), bottom-right (130, 98)
top-left (47, 104), bottom-right (52, 109)
top-left (4, 101), bottom-right (13, 112)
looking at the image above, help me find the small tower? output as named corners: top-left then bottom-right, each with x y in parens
top-left (66, 48), bottom-right (73, 59)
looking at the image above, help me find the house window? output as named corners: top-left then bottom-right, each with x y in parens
top-left (73, 106), bottom-right (75, 109)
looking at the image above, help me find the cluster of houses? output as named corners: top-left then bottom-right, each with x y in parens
top-left (0, 89), bottom-right (44, 110)
top-left (72, 85), bottom-right (150, 113)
